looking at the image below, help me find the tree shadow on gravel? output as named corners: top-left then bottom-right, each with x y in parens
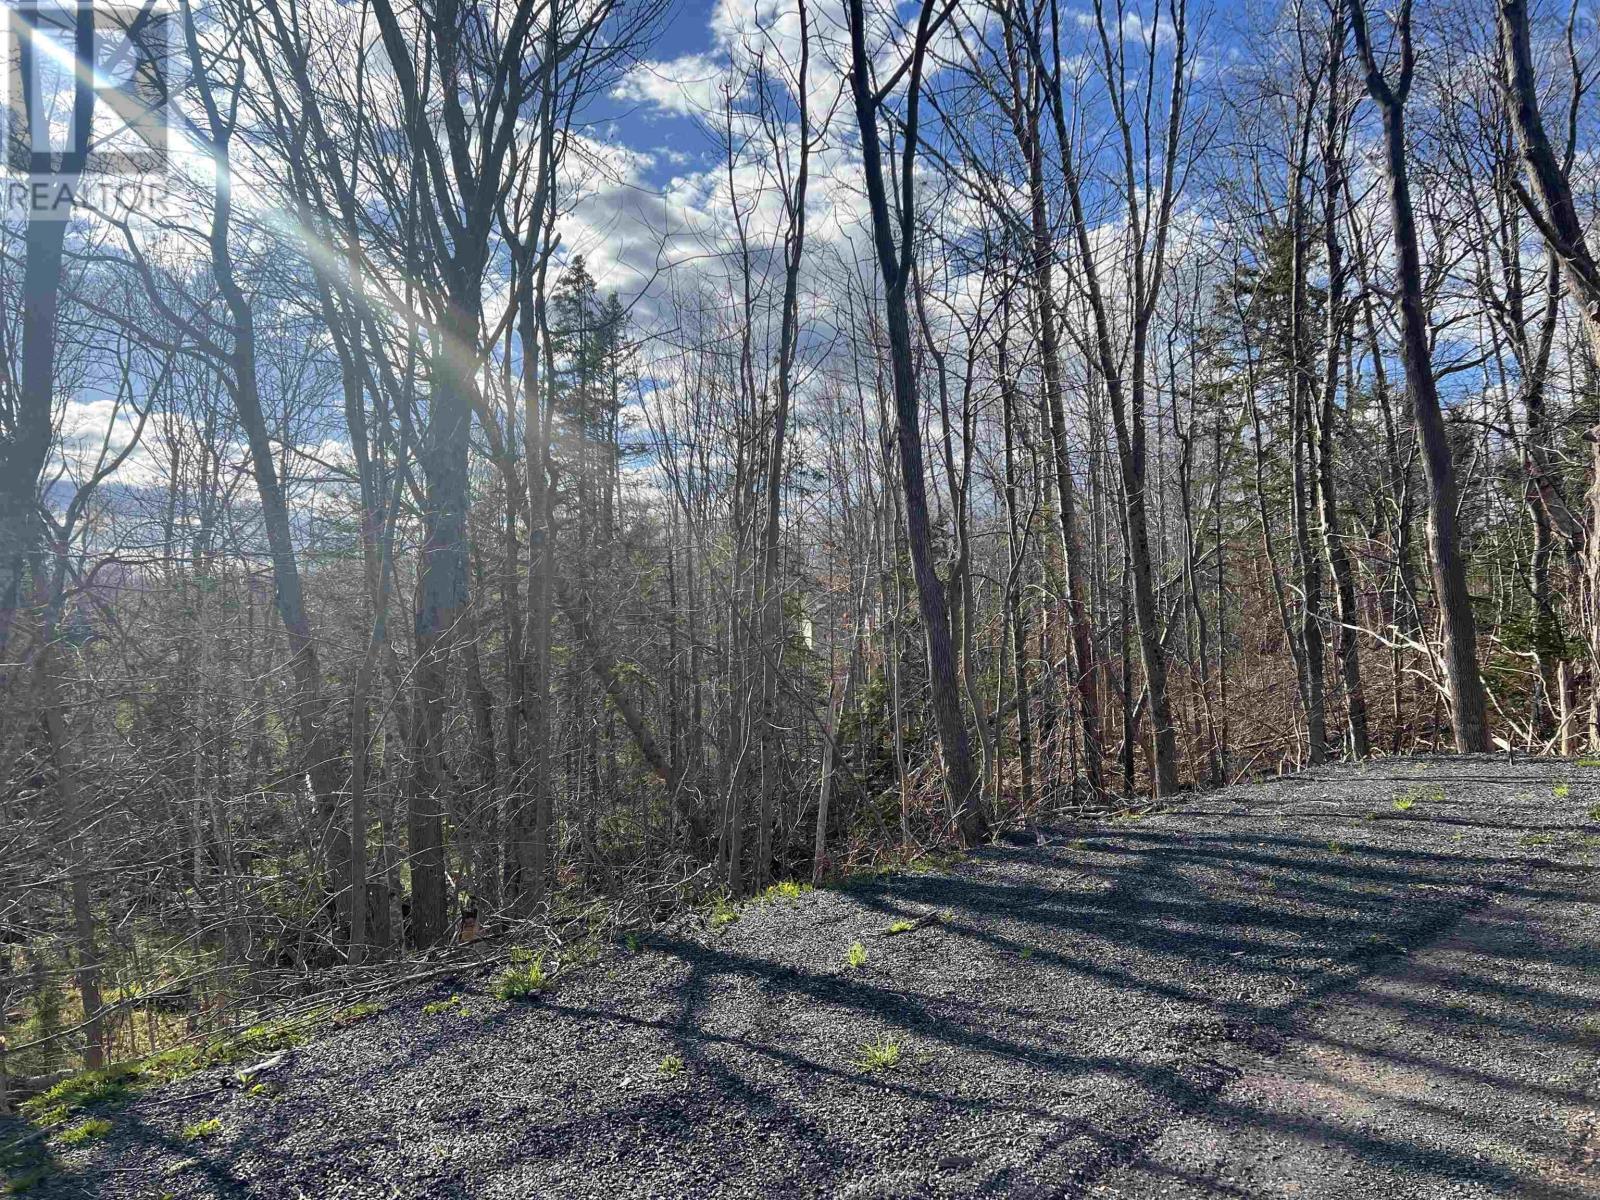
top-left (56, 798), bottom-right (1599, 1199)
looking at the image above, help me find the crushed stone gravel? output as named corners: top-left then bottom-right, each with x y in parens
top-left (10, 754), bottom-right (1599, 1198)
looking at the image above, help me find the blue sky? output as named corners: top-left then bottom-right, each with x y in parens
top-left (590, 0), bottom-right (719, 190)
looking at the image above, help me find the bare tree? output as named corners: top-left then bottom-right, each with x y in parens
top-left (1350, 0), bottom-right (1491, 752)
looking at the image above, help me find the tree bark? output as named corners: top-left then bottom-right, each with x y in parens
top-left (847, 0), bottom-right (985, 843)
top-left (1351, 0), bottom-right (1491, 752)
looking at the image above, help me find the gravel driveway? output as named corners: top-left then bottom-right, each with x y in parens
top-left (11, 755), bottom-right (1600, 1198)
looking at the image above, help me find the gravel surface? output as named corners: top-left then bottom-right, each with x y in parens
top-left (10, 755), bottom-right (1600, 1198)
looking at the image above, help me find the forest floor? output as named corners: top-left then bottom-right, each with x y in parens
top-left (7, 754), bottom-right (1600, 1199)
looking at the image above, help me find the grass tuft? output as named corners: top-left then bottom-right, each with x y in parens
top-left (56, 1118), bottom-right (112, 1147)
top-left (1327, 841), bottom-right (1352, 856)
top-left (708, 896), bottom-right (739, 930)
top-left (423, 993), bottom-right (473, 1017)
top-left (181, 1117), bottom-right (222, 1141)
top-left (5, 1168), bottom-right (53, 1194)
top-left (855, 1034), bottom-right (902, 1072)
top-left (15, 1007), bottom-right (363, 1133)
top-left (886, 919), bottom-right (916, 935)
top-left (761, 880), bottom-right (811, 903)
top-left (658, 1053), bottom-right (684, 1077)
top-left (493, 953), bottom-right (550, 1000)
top-left (20, 1065), bottom-right (139, 1126)
top-left (845, 940), bottom-right (868, 969)
top-left (1554, 782), bottom-right (1571, 799)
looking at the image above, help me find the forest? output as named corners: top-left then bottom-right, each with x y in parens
top-left (2, 0), bottom-right (1598, 1102)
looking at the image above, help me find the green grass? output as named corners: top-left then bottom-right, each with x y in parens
top-left (761, 880), bottom-right (811, 903)
top-left (56, 1117), bottom-right (112, 1147)
top-left (1327, 841), bottom-right (1352, 856)
top-left (1577, 759), bottom-right (1600, 768)
top-left (1392, 784), bottom-right (1443, 810)
top-left (708, 896), bottom-right (739, 930)
top-left (855, 1035), bottom-right (902, 1072)
top-left (423, 993), bottom-right (472, 1017)
top-left (658, 1053), bottom-right (685, 1077)
top-left (493, 953), bottom-right (550, 1000)
top-left (6, 1168), bottom-right (52, 1194)
top-left (1520, 832), bottom-right (1555, 848)
top-left (845, 940), bottom-right (868, 969)
top-left (181, 1117), bottom-right (222, 1141)
top-left (20, 1064), bottom-right (140, 1126)
top-left (1587, 805), bottom-right (1600, 821)
top-left (886, 919), bottom-right (917, 935)
top-left (1554, 782), bottom-right (1571, 799)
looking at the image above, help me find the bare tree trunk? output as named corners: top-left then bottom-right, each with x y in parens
top-left (1316, 9), bottom-right (1370, 759)
top-left (756, 2), bottom-right (811, 888)
top-left (1499, 0), bottom-right (1600, 747)
top-left (847, 0), bottom-right (984, 843)
top-left (181, 1), bottom-right (349, 898)
top-left (0, 3), bottom-right (94, 665)
top-left (1351, 0), bottom-right (1490, 752)
top-left (1006, 17), bottom-right (1104, 796)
